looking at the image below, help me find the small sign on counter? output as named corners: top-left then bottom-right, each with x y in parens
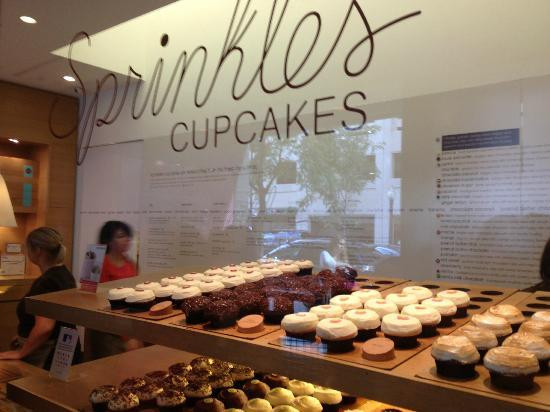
top-left (49, 327), bottom-right (79, 381)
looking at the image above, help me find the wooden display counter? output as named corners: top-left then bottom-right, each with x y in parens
top-left (20, 276), bottom-right (550, 412)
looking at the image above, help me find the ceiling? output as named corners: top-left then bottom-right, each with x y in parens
top-left (0, 0), bottom-right (176, 97)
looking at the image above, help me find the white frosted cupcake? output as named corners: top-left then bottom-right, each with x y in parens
top-left (282, 312), bottom-right (319, 341)
top-left (183, 272), bottom-right (205, 281)
top-left (364, 299), bottom-right (399, 318)
top-left (221, 275), bottom-right (246, 289)
top-left (287, 381), bottom-right (315, 397)
top-left (161, 276), bottom-right (184, 286)
top-left (125, 289), bottom-right (156, 312)
top-left (343, 309), bottom-right (380, 341)
top-left (204, 267), bottom-right (225, 277)
top-left (401, 304), bottom-right (441, 337)
top-left (265, 388), bottom-right (295, 407)
top-left (242, 270), bottom-right (264, 283)
top-left (431, 335), bottom-right (479, 379)
top-left (223, 269), bottom-right (246, 278)
top-left (402, 286), bottom-right (433, 301)
top-left (223, 264), bottom-right (244, 271)
top-left (329, 295), bottom-right (362, 311)
top-left (351, 289), bottom-right (381, 304)
top-left (261, 266), bottom-right (283, 278)
top-left (198, 279), bottom-right (225, 294)
top-left (472, 313), bottom-right (513, 344)
top-left (316, 318), bottom-right (358, 353)
top-left (503, 332), bottom-right (550, 373)
top-left (437, 290), bottom-right (470, 318)
top-left (135, 281), bottom-right (161, 291)
top-left (108, 287), bottom-right (134, 309)
top-left (154, 284), bottom-right (178, 302)
top-left (171, 286), bottom-right (202, 307)
top-left (312, 387), bottom-right (342, 412)
top-left (385, 293), bottom-right (418, 311)
top-left (295, 260), bottom-right (314, 276)
top-left (180, 279), bottom-right (201, 288)
top-left (203, 274), bottom-right (224, 282)
top-left (381, 313), bottom-right (422, 349)
top-left (244, 398), bottom-right (273, 412)
top-left (488, 305), bottom-right (525, 332)
top-left (278, 264), bottom-right (300, 275)
top-left (309, 305), bottom-right (344, 320)
top-left (293, 395), bottom-right (322, 412)
top-left (240, 261), bottom-right (260, 268)
top-left (421, 298), bottom-right (457, 327)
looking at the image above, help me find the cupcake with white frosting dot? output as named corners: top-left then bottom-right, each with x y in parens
top-left (205, 268), bottom-right (225, 277)
top-left (154, 284), bottom-right (178, 302)
top-left (316, 318), bottom-right (358, 353)
top-left (180, 279), bottom-right (201, 288)
top-left (385, 293), bottom-right (418, 311)
top-left (421, 298), bottom-right (457, 327)
top-left (221, 275), bottom-right (246, 289)
top-left (261, 266), bottom-right (283, 278)
top-left (282, 312), bottom-right (319, 341)
top-left (240, 261), bottom-right (260, 269)
top-left (265, 388), bottom-right (295, 407)
top-left (437, 290), bottom-right (470, 318)
top-left (343, 309), bottom-right (380, 341)
top-left (242, 270), bottom-right (264, 283)
top-left (381, 313), bottom-right (422, 349)
top-left (125, 289), bottom-right (156, 312)
top-left (402, 286), bottom-right (433, 302)
top-left (364, 299), bottom-right (398, 318)
top-left (329, 295), bottom-right (362, 311)
top-left (309, 305), bottom-right (344, 320)
top-left (135, 281), bottom-right (161, 291)
top-left (401, 304), bottom-right (441, 337)
top-left (243, 398), bottom-right (272, 412)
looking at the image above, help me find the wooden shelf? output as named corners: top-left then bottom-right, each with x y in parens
top-left (21, 275), bottom-right (549, 412)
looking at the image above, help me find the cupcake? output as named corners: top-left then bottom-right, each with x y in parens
top-left (243, 398), bottom-right (273, 412)
top-left (205, 300), bottom-right (240, 328)
top-left (205, 268), bottom-right (225, 277)
top-left (199, 280), bottom-right (225, 295)
top-left (223, 264), bottom-right (243, 271)
top-left (168, 362), bottom-right (192, 377)
top-left (135, 281), bottom-right (161, 290)
top-left (489, 305), bottom-right (525, 332)
top-left (144, 370), bottom-right (170, 384)
top-left (309, 305), bottom-right (344, 320)
top-left (221, 275), bottom-right (246, 289)
top-left (295, 260), bottom-right (314, 276)
top-left (455, 325), bottom-right (498, 361)
top-left (230, 365), bottom-right (255, 388)
top-left (90, 385), bottom-right (118, 412)
top-left (134, 383), bottom-right (163, 408)
top-left (242, 270), bottom-right (264, 283)
top-left (343, 309), bottom-right (380, 341)
top-left (312, 387), bottom-right (342, 412)
top-left (293, 395), bottom-right (323, 412)
top-left (195, 398), bottom-right (225, 412)
top-left (242, 379), bottom-right (270, 399)
top-left (381, 314), bottom-right (422, 349)
top-left (421, 298), bottom-right (457, 327)
top-left (184, 382), bottom-right (213, 405)
top-left (191, 356), bottom-right (216, 370)
top-left (503, 332), bottom-right (550, 373)
top-left (364, 299), bottom-right (399, 318)
top-left (240, 261), bottom-right (260, 269)
top-left (401, 304), bottom-right (441, 337)
top-left (265, 388), bottom-right (295, 407)
top-left (262, 296), bottom-right (294, 324)
top-left (156, 388), bottom-right (186, 412)
top-left (385, 293), bottom-right (418, 311)
top-left (519, 320), bottom-right (550, 342)
top-left (484, 347), bottom-right (540, 390)
top-left (273, 406), bottom-right (299, 412)
top-left (125, 289), bottom-right (156, 312)
top-left (262, 373), bottom-right (289, 389)
top-left (532, 311), bottom-right (550, 323)
top-left (351, 289), bottom-right (382, 304)
top-left (107, 390), bottom-right (139, 412)
top-left (172, 286), bottom-right (202, 308)
top-left (261, 266), bottom-right (283, 278)
top-left (282, 312), bottom-right (319, 341)
top-left (162, 276), bottom-right (184, 286)
top-left (108, 288), bottom-right (134, 310)
top-left (329, 295), bottom-right (362, 311)
top-left (183, 272), bottom-right (205, 281)
top-left (181, 279), bottom-right (202, 288)
top-left (208, 372), bottom-right (234, 395)
top-left (436, 290), bottom-right (470, 318)
top-left (119, 377), bottom-right (146, 391)
top-left (278, 264), bottom-right (300, 275)
top-left (160, 374), bottom-right (188, 391)
top-left (316, 318), bottom-right (358, 353)
top-left (187, 369), bottom-right (213, 384)
top-left (401, 286), bottom-right (433, 302)
top-left (431, 335), bottom-right (480, 379)
top-left (287, 380), bottom-right (314, 397)
top-left (155, 285), bottom-right (178, 302)
top-left (223, 269), bottom-right (246, 279)
top-left (471, 313), bottom-right (513, 344)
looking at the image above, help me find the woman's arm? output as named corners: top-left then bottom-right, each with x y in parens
top-left (0, 316), bottom-right (55, 360)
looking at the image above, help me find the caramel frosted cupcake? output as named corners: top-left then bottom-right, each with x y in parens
top-left (195, 397), bottom-right (225, 412)
top-left (316, 318), bottom-right (358, 353)
top-left (401, 286), bottom-right (433, 302)
top-left (156, 388), bottom-right (186, 412)
top-left (436, 290), bottom-right (469, 318)
top-left (90, 385), bottom-right (118, 412)
top-left (282, 312), bottom-right (319, 341)
top-left (421, 298), bottom-right (457, 327)
top-left (342, 309), bottom-right (380, 341)
top-left (329, 295), bottom-right (362, 311)
top-left (134, 383), bottom-right (163, 408)
top-left (455, 325), bottom-right (498, 361)
top-left (431, 335), bottom-right (480, 379)
top-left (519, 319), bottom-right (550, 342)
top-left (287, 380), bottom-right (314, 397)
top-left (293, 395), bottom-right (323, 412)
top-left (243, 379), bottom-right (270, 399)
top-left (108, 288), bottom-right (134, 310)
top-left (312, 386), bottom-right (342, 412)
top-left (532, 311), bottom-right (550, 323)
top-left (381, 313), bottom-right (422, 349)
top-left (471, 313), bottom-right (513, 344)
top-left (503, 332), bottom-right (550, 373)
top-left (351, 289), bottom-right (381, 304)
top-left (364, 299), bottom-right (399, 318)
top-left (218, 388), bottom-right (248, 409)
top-left (484, 346), bottom-right (540, 390)
top-left (107, 390), bottom-right (140, 412)
top-left (401, 304), bottom-right (441, 337)
top-left (489, 305), bottom-right (525, 332)
top-left (244, 398), bottom-right (273, 412)
top-left (295, 260), bottom-right (314, 276)
top-left (265, 388), bottom-right (295, 407)
top-left (309, 305), bottom-right (344, 320)
top-left (385, 293), bottom-right (418, 311)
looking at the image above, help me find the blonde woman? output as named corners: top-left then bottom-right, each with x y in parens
top-left (0, 227), bottom-right (80, 368)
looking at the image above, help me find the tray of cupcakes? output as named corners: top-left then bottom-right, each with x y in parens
top-left (416, 304), bottom-right (550, 408)
top-left (88, 355), bottom-right (391, 412)
top-left (270, 285), bottom-right (480, 370)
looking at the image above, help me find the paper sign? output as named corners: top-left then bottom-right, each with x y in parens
top-left (49, 327), bottom-right (78, 381)
top-left (0, 254), bottom-right (25, 275)
top-left (6, 243), bottom-right (22, 253)
top-left (79, 244), bottom-right (107, 292)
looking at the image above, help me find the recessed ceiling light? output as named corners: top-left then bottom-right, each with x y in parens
top-left (63, 75), bottom-right (76, 82)
top-left (8, 138), bottom-right (20, 144)
top-left (20, 16), bottom-right (37, 24)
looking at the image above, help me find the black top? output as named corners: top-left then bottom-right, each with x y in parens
top-left (16, 265), bottom-right (76, 338)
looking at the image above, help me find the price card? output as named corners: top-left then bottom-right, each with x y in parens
top-left (49, 327), bottom-right (78, 381)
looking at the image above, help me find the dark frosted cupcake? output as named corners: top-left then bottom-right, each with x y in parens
top-left (195, 397), bottom-right (225, 412)
top-left (119, 377), bottom-right (146, 391)
top-left (181, 296), bottom-right (212, 324)
top-left (484, 347), bottom-right (540, 390)
top-left (238, 291), bottom-right (264, 317)
top-left (242, 379), bottom-right (270, 399)
top-left (431, 335), bottom-right (480, 379)
top-left (262, 296), bottom-right (294, 324)
top-left (205, 300), bottom-right (240, 328)
top-left (90, 385), bottom-right (118, 412)
top-left (156, 388), bottom-right (186, 412)
top-left (218, 388), bottom-right (248, 409)
top-left (184, 382), bottom-right (213, 405)
top-left (191, 356), bottom-right (216, 371)
top-left (160, 374), bottom-right (188, 391)
top-left (230, 365), bottom-right (255, 388)
top-left (261, 373), bottom-right (289, 389)
top-left (208, 372), bottom-right (234, 396)
top-left (144, 370), bottom-right (170, 384)
top-left (107, 389), bottom-right (139, 412)
top-left (187, 369), bottom-right (213, 384)
top-left (168, 362), bottom-right (192, 377)
top-left (134, 383), bottom-right (163, 408)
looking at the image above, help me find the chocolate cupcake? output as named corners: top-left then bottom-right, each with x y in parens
top-left (265, 388), bottom-right (295, 407)
top-left (160, 374), bottom-right (188, 391)
top-left (230, 365), bottom-right (255, 388)
top-left (334, 266), bottom-right (358, 282)
top-left (311, 386), bottom-right (342, 412)
top-left (108, 288), bottom-right (134, 310)
top-left (243, 379), bottom-right (270, 399)
top-left (436, 290), bottom-right (470, 318)
top-left (351, 289), bottom-right (382, 305)
top-left (205, 300), bottom-right (240, 328)
top-left (119, 377), bottom-right (146, 391)
top-left (262, 296), bottom-right (294, 324)
top-left (134, 382), bottom-right (163, 408)
top-left (329, 295), bottom-right (363, 311)
top-left (503, 332), bottom-right (550, 373)
top-left (364, 299), bottom-right (399, 319)
top-left (287, 380), bottom-right (314, 397)
top-left (184, 382), bottom-right (213, 405)
top-left (293, 395), bottom-right (323, 412)
top-left (218, 388), bottom-right (248, 409)
top-left (286, 290), bottom-right (316, 312)
top-left (316, 318), bottom-right (358, 353)
top-left (309, 305), bottom-right (344, 320)
top-left (489, 305), bottom-right (525, 332)
top-left (125, 289), bottom-right (156, 312)
top-left (342, 309), bottom-right (380, 341)
top-left (471, 313), bottom-right (513, 345)
top-left (243, 398), bottom-right (273, 412)
top-left (401, 304), bottom-right (441, 337)
top-left (401, 286), bottom-right (433, 302)
top-left (169, 362), bottom-right (192, 377)
top-left (455, 325), bottom-right (498, 361)
top-left (238, 291), bottom-right (264, 317)
top-left (282, 312), bottom-right (319, 341)
top-left (187, 369), bottom-right (213, 384)
top-left (145, 370), bottom-right (170, 384)
top-left (209, 289), bottom-right (236, 302)
top-left (295, 260), bottom-right (314, 276)
top-left (195, 397), bottom-right (225, 412)
top-left (484, 346), bottom-right (540, 390)
top-left (261, 373), bottom-right (289, 389)
top-left (519, 319), bottom-right (550, 342)
top-left (211, 359), bottom-right (234, 375)
top-left (421, 298), bottom-right (457, 327)
top-left (155, 284), bottom-right (178, 302)
top-left (172, 286), bottom-right (202, 308)
top-left (90, 385), bottom-right (118, 412)
top-left (107, 389), bottom-right (139, 412)
top-left (381, 313), bottom-right (422, 349)
top-left (156, 388), bottom-right (186, 412)
top-left (181, 296), bottom-right (211, 324)
top-left (208, 372), bottom-right (234, 395)
top-left (431, 335), bottom-right (480, 379)
top-left (385, 293), bottom-right (418, 312)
